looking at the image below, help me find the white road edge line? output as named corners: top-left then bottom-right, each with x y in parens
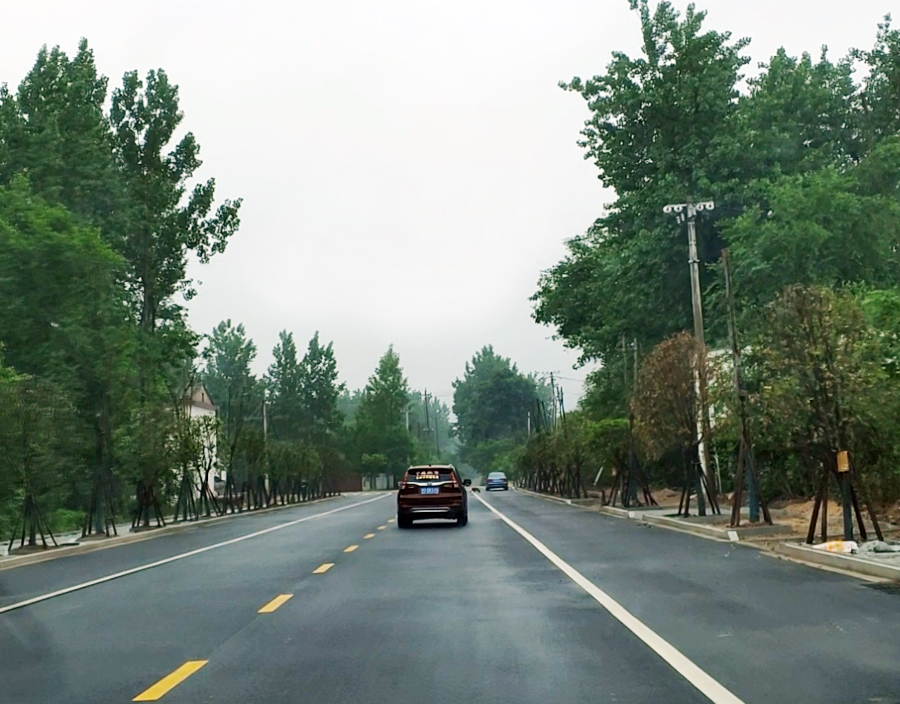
top-left (474, 493), bottom-right (746, 704)
top-left (0, 493), bottom-right (391, 615)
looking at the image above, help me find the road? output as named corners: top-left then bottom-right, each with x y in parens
top-left (2, 489), bottom-right (900, 704)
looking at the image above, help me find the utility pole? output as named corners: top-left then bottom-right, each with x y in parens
top-left (423, 390), bottom-right (431, 434)
top-left (262, 388), bottom-right (268, 441)
top-left (434, 409), bottom-right (441, 456)
top-left (549, 374), bottom-right (557, 429)
top-left (664, 198), bottom-right (718, 513)
top-left (527, 411), bottom-right (531, 436)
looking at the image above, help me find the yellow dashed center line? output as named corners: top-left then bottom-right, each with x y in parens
top-left (133, 660), bottom-right (208, 701)
top-left (387, 518), bottom-right (395, 523)
top-left (344, 545), bottom-right (359, 553)
top-left (377, 525), bottom-right (386, 530)
top-left (313, 562), bottom-right (335, 574)
top-left (258, 594), bottom-right (293, 613)
top-left (364, 533), bottom-right (375, 539)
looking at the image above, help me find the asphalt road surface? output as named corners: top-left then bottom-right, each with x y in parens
top-left (2, 489), bottom-right (900, 704)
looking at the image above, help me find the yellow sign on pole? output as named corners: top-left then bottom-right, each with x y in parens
top-left (837, 450), bottom-right (850, 473)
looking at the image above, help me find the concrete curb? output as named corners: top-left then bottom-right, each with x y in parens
top-left (640, 514), bottom-right (794, 541)
top-left (512, 487), bottom-right (574, 506)
top-left (511, 486), bottom-right (898, 582)
top-left (518, 488), bottom-right (793, 541)
top-left (0, 494), bottom-right (345, 572)
top-left (598, 505), bottom-right (643, 520)
top-left (776, 542), bottom-right (900, 581)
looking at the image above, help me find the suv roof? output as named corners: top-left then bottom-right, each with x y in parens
top-left (407, 464), bottom-right (455, 470)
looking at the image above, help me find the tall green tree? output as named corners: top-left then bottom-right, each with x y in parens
top-left (298, 332), bottom-right (345, 445)
top-left (109, 68), bottom-right (241, 335)
top-left (0, 40), bottom-right (121, 230)
top-left (266, 331), bottom-right (302, 440)
top-left (452, 346), bottom-right (536, 448)
top-left (855, 16), bottom-right (900, 148)
top-left (535, 1), bottom-right (750, 370)
top-left (0, 179), bottom-right (135, 530)
top-left (536, 6), bottom-right (900, 430)
top-left (202, 320), bottom-right (261, 480)
top-left (355, 347), bottom-right (413, 475)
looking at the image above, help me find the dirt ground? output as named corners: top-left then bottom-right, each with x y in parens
top-left (767, 497), bottom-right (900, 538)
top-left (592, 486), bottom-right (898, 536)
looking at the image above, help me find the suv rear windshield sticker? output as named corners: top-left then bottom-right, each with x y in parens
top-left (409, 469), bottom-right (450, 481)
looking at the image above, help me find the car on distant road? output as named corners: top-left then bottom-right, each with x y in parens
top-left (397, 464), bottom-right (471, 528)
top-left (485, 471), bottom-right (509, 491)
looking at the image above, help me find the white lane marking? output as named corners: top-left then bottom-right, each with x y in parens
top-left (0, 493), bottom-right (391, 615)
top-left (474, 493), bottom-right (746, 704)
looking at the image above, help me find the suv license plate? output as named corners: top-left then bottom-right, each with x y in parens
top-left (421, 487), bottom-right (439, 495)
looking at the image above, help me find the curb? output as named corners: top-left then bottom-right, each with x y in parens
top-left (0, 494), bottom-right (344, 572)
top-left (641, 514), bottom-right (794, 541)
top-left (510, 486), bottom-right (899, 582)
top-left (512, 487), bottom-right (575, 506)
top-left (776, 542), bottom-right (900, 581)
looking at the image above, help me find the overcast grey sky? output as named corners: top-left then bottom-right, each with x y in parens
top-left (1, 0), bottom-right (893, 405)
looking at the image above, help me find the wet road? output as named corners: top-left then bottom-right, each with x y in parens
top-left (2, 489), bottom-right (899, 704)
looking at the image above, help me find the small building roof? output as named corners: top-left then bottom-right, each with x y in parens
top-left (183, 384), bottom-right (217, 412)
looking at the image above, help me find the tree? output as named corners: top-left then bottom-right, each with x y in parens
top-left (202, 320), bottom-right (260, 483)
top-left (267, 331), bottom-right (302, 440)
top-left (452, 346), bottom-right (536, 449)
top-left (534, 7), bottom-right (900, 428)
top-left (724, 142), bottom-right (900, 313)
top-left (633, 332), bottom-right (713, 514)
top-left (109, 68), bottom-right (241, 335)
top-left (0, 40), bottom-right (122, 230)
top-left (355, 347), bottom-right (413, 477)
top-left (298, 332), bottom-right (345, 445)
top-left (534, 1), bottom-right (750, 373)
top-left (750, 287), bottom-right (884, 489)
top-left (0, 179), bottom-right (136, 536)
top-left (854, 16), bottom-right (900, 149)
top-left (0, 375), bottom-right (77, 547)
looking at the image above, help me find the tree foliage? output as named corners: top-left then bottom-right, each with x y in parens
top-left (354, 347), bottom-right (413, 477)
top-left (535, 4), bottom-right (900, 427)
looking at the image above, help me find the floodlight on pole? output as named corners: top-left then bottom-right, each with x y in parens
top-left (664, 198), bottom-right (719, 513)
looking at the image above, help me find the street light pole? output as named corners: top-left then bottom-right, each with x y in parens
top-left (664, 198), bottom-right (719, 513)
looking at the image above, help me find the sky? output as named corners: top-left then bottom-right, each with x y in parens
top-left (1, 0), bottom-right (894, 407)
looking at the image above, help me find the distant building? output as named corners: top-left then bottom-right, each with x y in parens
top-left (181, 384), bottom-right (220, 497)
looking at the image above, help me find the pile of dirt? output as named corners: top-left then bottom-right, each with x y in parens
top-left (771, 497), bottom-right (898, 538)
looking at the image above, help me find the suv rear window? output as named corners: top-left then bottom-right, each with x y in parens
top-left (406, 468), bottom-right (454, 482)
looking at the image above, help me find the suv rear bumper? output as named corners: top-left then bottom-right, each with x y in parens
top-left (398, 506), bottom-right (464, 518)
top-left (398, 497), bottom-right (464, 519)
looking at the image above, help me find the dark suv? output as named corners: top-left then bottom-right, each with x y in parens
top-left (397, 465), bottom-right (471, 528)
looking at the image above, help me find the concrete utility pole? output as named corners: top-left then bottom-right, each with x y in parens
top-left (262, 388), bottom-right (268, 440)
top-left (549, 374), bottom-right (557, 429)
top-left (433, 406), bottom-right (441, 456)
top-left (664, 198), bottom-right (718, 510)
